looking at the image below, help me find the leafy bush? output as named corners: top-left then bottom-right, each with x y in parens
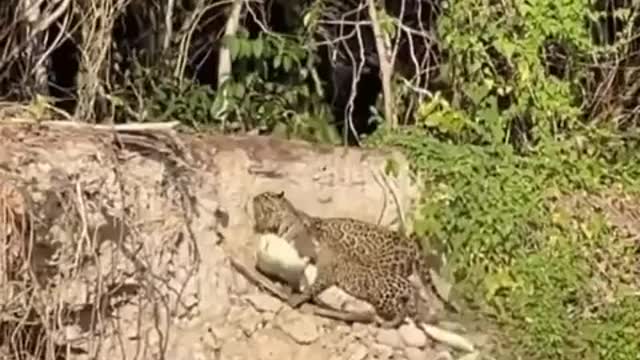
top-left (414, 0), bottom-right (639, 149)
top-left (215, 30), bottom-right (340, 143)
top-left (371, 127), bottom-right (640, 359)
top-left (110, 29), bottom-right (339, 144)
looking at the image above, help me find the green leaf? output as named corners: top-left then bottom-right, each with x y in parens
top-left (228, 37), bottom-right (240, 59)
top-left (464, 82), bottom-right (492, 105)
top-left (477, 96), bottom-right (503, 142)
top-left (283, 55), bottom-right (292, 72)
top-left (233, 83), bottom-right (245, 98)
top-left (240, 39), bottom-right (253, 59)
top-left (253, 38), bottom-right (264, 58)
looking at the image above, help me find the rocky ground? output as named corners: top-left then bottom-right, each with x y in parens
top-left (162, 243), bottom-right (490, 360)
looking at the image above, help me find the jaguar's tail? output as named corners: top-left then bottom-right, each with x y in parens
top-left (410, 233), bottom-right (440, 294)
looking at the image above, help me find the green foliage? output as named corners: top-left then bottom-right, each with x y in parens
top-left (416, 0), bottom-right (598, 146)
top-left (388, 6), bottom-right (640, 356)
top-left (373, 127), bottom-right (640, 359)
top-left (213, 30), bottom-right (340, 144)
top-left (108, 57), bottom-right (222, 127)
top-left (110, 29), bottom-right (339, 144)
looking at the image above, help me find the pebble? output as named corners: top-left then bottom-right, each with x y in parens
top-left (275, 309), bottom-right (321, 344)
top-left (458, 352), bottom-right (482, 360)
top-left (437, 321), bottom-right (467, 333)
top-left (375, 328), bottom-right (403, 348)
top-left (398, 323), bottom-right (427, 348)
top-left (404, 347), bottom-right (425, 360)
top-left (370, 343), bottom-right (394, 360)
top-left (345, 343), bottom-right (368, 360)
top-left (434, 350), bottom-right (454, 360)
top-left (294, 342), bottom-right (333, 360)
top-left (226, 305), bottom-right (262, 336)
top-left (351, 322), bottom-right (370, 339)
top-left (244, 293), bottom-right (283, 313)
top-left (466, 332), bottom-right (492, 350)
top-left (250, 328), bottom-right (297, 360)
top-left (220, 339), bottom-right (249, 359)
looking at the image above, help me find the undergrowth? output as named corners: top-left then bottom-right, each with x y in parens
top-left (369, 128), bottom-right (640, 360)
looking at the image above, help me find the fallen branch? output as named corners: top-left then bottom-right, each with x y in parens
top-left (229, 256), bottom-right (375, 324)
top-left (1, 118), bottom-right (180, 131)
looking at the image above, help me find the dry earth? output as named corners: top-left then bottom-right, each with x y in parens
top-left (0, 121), bottom-right (492, 360)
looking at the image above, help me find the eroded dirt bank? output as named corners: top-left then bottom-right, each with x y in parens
top-left (0, 121), bottom-right (489, 360)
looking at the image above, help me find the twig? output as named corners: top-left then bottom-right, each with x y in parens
top-left (229, 257), bottom-right (375, 324)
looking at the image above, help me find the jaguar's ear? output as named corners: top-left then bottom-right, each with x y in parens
top-left (277, 190), bottom-right (285, 198)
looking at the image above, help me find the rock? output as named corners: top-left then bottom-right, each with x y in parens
top-left (249, 328), bottom-right (297, 360)
top-left (345, 343), bottom-right (368, 360)
top-left (405, 347), bottom-right (426, 360)
top-left (434, 350), bottom-right (454, 360)
top-left (220, 339), bottom-right (250, 359)
top-left (458, 351), bottom-right (481, 360)
top-left (421, 324), bottom-right (475, 353)
top-left (370, 343), bottom-right (394, 360)
top-left (245, 293), bottom-right (283, 313)
top-left (437, 321), bottom-right (467, 333)
top-left (164, 322), bottom-right (223, 360)
top-left (274, 308), bottom-right (321, 344)
top-left (398, 323), bottom-right (428, 348)
top-left (351, 322), bottom-right (371, 340)
top-left (209, 323), bottom-right (244, 344)
top-left (294, 341), bottom-right (333, 360)
top-left (466, 333), bottom-right (493, 351)
top-left (334, 324), bottom-right (351, 334)
top-left (375, 328), bottom-right (404, 349)
top-left (227, 305), bottom-right (263, 336)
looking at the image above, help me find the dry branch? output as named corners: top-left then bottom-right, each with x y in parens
top-left (229, 257), bottom-right (375, 324)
